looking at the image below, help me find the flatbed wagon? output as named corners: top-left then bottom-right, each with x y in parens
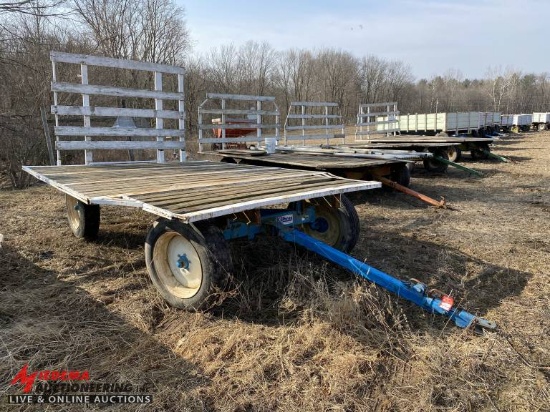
top-left (23, 162), bottom-right (375, 223)
top-left (21, 52), bottom-right (496, 332)
top-left (198, 97), bottom-right (449, 206)
top-left (348, 135), bottom-right (497, 163)
top-left (349, 103), bottom-right (501, 164)
top-left (209, 151), bottom-right (409, 185)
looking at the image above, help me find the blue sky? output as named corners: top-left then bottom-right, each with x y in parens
top-left (180, 0), bottom-right (549, 80)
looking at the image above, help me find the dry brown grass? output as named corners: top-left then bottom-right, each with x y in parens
top-left (0, 132), bottom-right (549, 411)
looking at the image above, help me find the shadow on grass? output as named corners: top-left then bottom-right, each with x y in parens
top-left (0, 243), bottom-right (206, 410)
top-left (208, 229), bottom-right (531, 333)
top-left (72, 203), bottom-right (533, 335)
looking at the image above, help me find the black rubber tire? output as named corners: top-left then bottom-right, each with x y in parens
top-left (340, 195), bottom-right (360, 253)
top-left (145, 218), bottom-right (232, 310)
top-left (390, 163), bottom-right (411, 187)
top-left (289, 195), bottom-right (359, 253)
top-left (471, 144), bottom-right (490, 160)
top-left (66, 195), bottom-right (100, 239)
top-left (447, 146), bottom-right (462, 163)
top-left (423, 149), bottom-right (449, 173)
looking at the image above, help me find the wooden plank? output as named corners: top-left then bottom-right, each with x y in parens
top-left (52, 82), bottom-right (183, 101)
top-left (171, 181), bottom-right (380, 223)
top-left (284, 134), bottom-right (340, 141)
top-left (34, 162), bottom-right (259, 180)
top-left (152, 180), bottom-right (352, 212)
top-left (357, 111), bottom-right (398, 117)
top-left (55, 127), bottom-right (183, 137)
top-left (285, 125), bottom-right (342, 131)
top-left (22, 166), bottom-right (89, 203)
top-left (52, 105), bottom-right (183, 120)
top-left (177, 73), bottom-right (186, 161)
top-left (291, 101), bottom-right (339, 107)
top-left (199, 136), bottom-right (277, 144)
top-left (199, 123), bottom-right (278, 130)
top-left (65, 169), bottom-right (313, 197)
top-left (286, 114), bottom-right (341, 119)
top-left (200, 109), bottom-right (279, 116)
top-left (154, 71), bottom-right (165, 163)
top-left (357, 120), bottom-right (398, 126)
top-left (50, 51), bottom-right (185, 74)
top-left (56, 140), bottom-right (185, 151)
top-left (131, 175), bottom-right (333, 204)
top-left (52, 164), bottom-right (311, 185)
top-left (206, 93), bottom-right (275, 102)
top-left (80, 64), bottom-right (93, 165)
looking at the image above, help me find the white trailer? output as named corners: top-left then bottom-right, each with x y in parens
top-left (500, 114), bottom-right (532, 131)
top-left (398, 112), bottom-right (488, 136)
top-left (398, 111), bottom-right (501, 136)
top-left (480, 112), bottom-right (501, 128)
top-left (532, 112), bottom-right (550, 130)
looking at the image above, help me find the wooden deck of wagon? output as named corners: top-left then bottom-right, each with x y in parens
top-left (23, 162), bottom-right (379, 223)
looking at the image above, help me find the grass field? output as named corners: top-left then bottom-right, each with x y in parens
top-left (0, 132), bottom-right (548, 411)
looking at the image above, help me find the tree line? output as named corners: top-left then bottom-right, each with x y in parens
top-left (1, 0), bottom-right (550, 187)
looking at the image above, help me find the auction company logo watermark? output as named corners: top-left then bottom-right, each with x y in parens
top-left (6, 364), bottom-right (153, 405)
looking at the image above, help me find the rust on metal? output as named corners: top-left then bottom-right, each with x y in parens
top-left (374, 175), bottom-right (446, 208)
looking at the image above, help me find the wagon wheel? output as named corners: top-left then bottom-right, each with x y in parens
top-left (423, 149), bottom-right (449, 173)
top-left (145, 218), bottom-right (232, 310)
top-left (390, 163), bottom-right (411, 188)
top-left (447, 146), bottom-right (462, 163)
top-left (289, 195), bottom-right (360, 253)
top-left (471, 144), bottom-right (490, 160)
top-left (66, 195), bottom-right (100, 239)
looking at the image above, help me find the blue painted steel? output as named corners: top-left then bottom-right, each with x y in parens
top-left (222, 206), bottom-right (317, 241)
top-left (223, 221), bottom-right (262, 240)
top-left (280, 228), bottom-right (496, 330)
top-left (176, 254), bottom-right (190, 270)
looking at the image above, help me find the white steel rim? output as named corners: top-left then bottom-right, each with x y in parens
top-left (154, 232), bottom-right (203, 299)
top-left (66, 196), bottom-right (81, 232)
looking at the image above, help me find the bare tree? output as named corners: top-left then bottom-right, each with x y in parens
top-left (237, 41), bottom-right (275, 95)
top-left (0, 8), bottom-right (87, 187)
top-left (315, 49), bottom-right (359, 120)
top-left (207, 43), bottom-right (239, 93)
top-left (140, 0), bottom-right (189, 64)
top-left (360, 55), bottom-right (387, 104)
top-left (0, 0), bottom-right (66, 15)
top-left (73, 0), bottom-right (190, 63)
top-left (485, 66), bottom-right (519, 112)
